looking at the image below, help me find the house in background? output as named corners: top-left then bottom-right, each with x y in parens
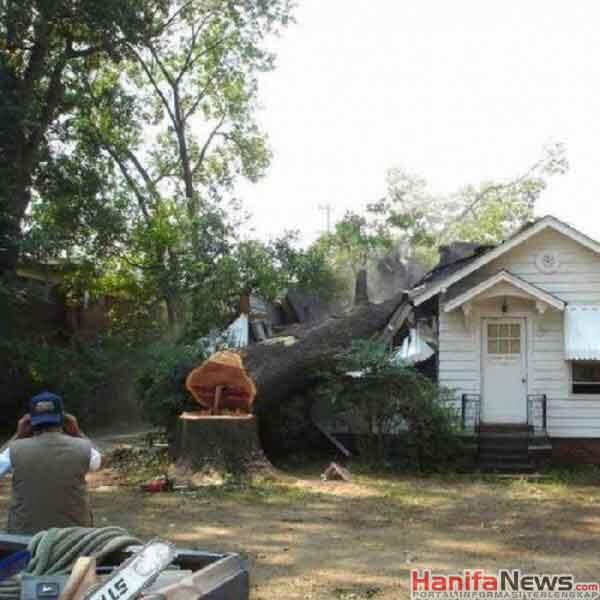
top-left (15, 258), bottom-right (113, 336)
top-left (408, 215), bottom-right (600, 468)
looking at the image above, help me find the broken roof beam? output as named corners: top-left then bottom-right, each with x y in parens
top-left (379, 297), bottom-right (412, 345)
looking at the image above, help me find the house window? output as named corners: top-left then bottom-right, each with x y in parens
top-left (487, 323), bottom-right (521, 354)
top-left (571, 362), bottom-right (600, 395)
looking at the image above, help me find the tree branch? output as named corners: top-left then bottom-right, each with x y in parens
top-left (24, 44), bottom-right (68, 168)
top-left (125, 149), bottom-right (159, 196)
top-left (129, 46), bottom-right (178, 131)
top-left (183, 72), bottom-right (224, 120)
top-left (151, 0), bottom-right (196, 38)
top-left (147, 42), bottom-right (176, 89)
top-left (191, 115), bottom-right (226, 176)
top-left (436, 161), bottom-right (544, 239)
top-left (175, 22), bottom-right (202, 85)
top-left (20, 16), bottom-right (50, 112)
top-left (102, 144), bottom-right (151, 222)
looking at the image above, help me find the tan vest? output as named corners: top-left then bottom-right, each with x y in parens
top-left (7, 432), bottom-right (92, 534)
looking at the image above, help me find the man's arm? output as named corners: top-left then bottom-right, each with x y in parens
top-left (0, 414), bottom-right (32, 452)
top-left (0, 449), bottom-right (11, 479)
top-left (0, 415), bottom-right (32, 479)
top-left (64, 413), bottom-right (102, 472)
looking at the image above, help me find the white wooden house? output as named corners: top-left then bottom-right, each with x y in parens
top-left (408, 215), bottom-right (600, 464)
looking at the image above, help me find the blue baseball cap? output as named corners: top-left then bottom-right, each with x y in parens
top-left (29, 392), bottom-right (64, 427)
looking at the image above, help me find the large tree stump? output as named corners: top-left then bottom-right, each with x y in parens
top-left (172, 413), bottom-right (271, 475)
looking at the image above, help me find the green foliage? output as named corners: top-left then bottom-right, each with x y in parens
top-left (0, 0), bottom-right (150, 272)
top-left (370, 143), bottom-right (569, 265)
top-left (317, 339), bottom-right (461, 471)
top-left (316, 211), bottom-right (394, 275)
top-left (0, 332), bottom-right (130, 427)
top-left (136, 340), bottom-right (211, 430)
top-left (22, 0), bottom-right (299, 338)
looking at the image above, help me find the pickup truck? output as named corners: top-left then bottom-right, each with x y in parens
top-left (0, 534), bottom-right (249, 600)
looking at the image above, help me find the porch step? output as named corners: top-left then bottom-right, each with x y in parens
top-left (479, 446), bottom-right (528, 460)
top-left (479, 431), bottom-right (529, 440)
top-left (479, 462), bottom-right (535, 474)
top-left (479, 423), bottom-right (531, 434)
top-left (478, 423), bottom-right (534, 473)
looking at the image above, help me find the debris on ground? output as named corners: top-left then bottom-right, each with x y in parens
top-left (141, 476), bottom-right (173, 492)
top-left (94, 445), bottom-right (170, 488)
top-left (321, 462), bottom-right (351, 482)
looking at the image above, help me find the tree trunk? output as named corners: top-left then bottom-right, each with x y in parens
top-left (354, 267), bottom-right (369, 305)
top-left (172, 413), bottom-right (272, 475)
top-left (244, 293), bottom-right (405, 412)
top-left (0, 163), bottom-right (31, 275)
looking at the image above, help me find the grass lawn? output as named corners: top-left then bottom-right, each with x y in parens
top-left (2, 461), bottom-right (600, 599)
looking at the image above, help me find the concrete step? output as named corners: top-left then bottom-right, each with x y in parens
top-left (480, 453), bottom-right (530, 463)
top-left (479, 431), bottom-right (530, 440)
top-left (479, 453), bottom-right (530, 464)
top-left (479, 440), bottom-right (529, 453)
top-left (479, 423), bottom-right (531, 434)
top-left (479, 462), bottom-right (535, 474)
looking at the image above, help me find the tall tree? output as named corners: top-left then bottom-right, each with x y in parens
top-left (0, 0), bottom-right (149, 275)
top-left (70, 0), bottom-right (292, 331)
top-left (371, 143), bottom-right (568, 264)
top-left (317, 145), bottom-right (568, 304)
top-left (317, 211), bottom-right (393, 304)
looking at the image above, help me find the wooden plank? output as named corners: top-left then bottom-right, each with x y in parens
top-left (312, 421), bottom-right (352, 457)
top-left (380, 299), bottom-right (411, 344)
top-left (59, 557), bottom-right (97, 600)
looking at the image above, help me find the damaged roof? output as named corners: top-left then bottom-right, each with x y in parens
top-left (410, 242), bottom-right (495, 301)
top-left (410, 215), bottom-right (600, 306)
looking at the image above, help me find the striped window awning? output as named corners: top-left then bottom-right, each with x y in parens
top-left (565, 305), bottom-right (600, 360)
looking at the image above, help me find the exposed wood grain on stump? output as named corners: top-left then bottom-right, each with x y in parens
top-left (172, 414), bottom-right (272, 475)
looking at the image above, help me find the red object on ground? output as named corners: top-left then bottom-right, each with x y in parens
top-left (141, 477), bottom-right (172, 492)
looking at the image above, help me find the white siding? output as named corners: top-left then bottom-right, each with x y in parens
top-left (439, 228), bottom-right (600, 437)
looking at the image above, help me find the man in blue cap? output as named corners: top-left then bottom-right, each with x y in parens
top-left (0, 392), bottom-right (102, 534)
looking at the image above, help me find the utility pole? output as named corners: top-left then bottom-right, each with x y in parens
top-left (318, 203), bottom-right (333, 234)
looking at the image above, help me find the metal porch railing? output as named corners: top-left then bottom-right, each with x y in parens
top-left (461, 393), bottom-right (481, 432)
top-left (527, 394), bottom-right (548, 436)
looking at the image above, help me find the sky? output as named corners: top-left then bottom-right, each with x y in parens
top-left (238, 1), bottom-right (600, 245)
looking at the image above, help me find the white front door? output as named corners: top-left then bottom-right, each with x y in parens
top-left (482, 318), bottom-right (527, 423)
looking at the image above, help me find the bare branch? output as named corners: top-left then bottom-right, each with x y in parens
top-left (182, 73), bottom-right (223, 121)
top-left (124, 149), bottom-right (161, 203)
top-left (102, 144), bottom-right (151, 222)
top-left (175, 24), bottom-right (199, 85)
top-left (191, 115), bottom-right (226, 176)
top-left (151, 0), bottom-right (196, 38)
top-left (152, 170), bottom-right (178, 186)
top-left (437, 160), bottom-right (546, 239)
top-left (129, 45), bottom-right (178, 130)
top-left (147, 43), bottom-right (176, 89)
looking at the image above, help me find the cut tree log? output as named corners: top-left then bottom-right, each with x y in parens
top-left (244, 293), bottom-right (408, 411)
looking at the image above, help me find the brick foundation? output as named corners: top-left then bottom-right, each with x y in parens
top-left (551, 439), bottom-right (600, 465)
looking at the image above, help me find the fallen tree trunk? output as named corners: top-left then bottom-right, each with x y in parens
top-left (244, 293), bottom-right (407, 412)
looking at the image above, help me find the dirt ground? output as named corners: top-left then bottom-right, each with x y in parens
top-left (1, 458), bottom-right (600, 599)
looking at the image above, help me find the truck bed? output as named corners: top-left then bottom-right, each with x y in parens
top-left (0, 534), bottom-right (249, 600)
